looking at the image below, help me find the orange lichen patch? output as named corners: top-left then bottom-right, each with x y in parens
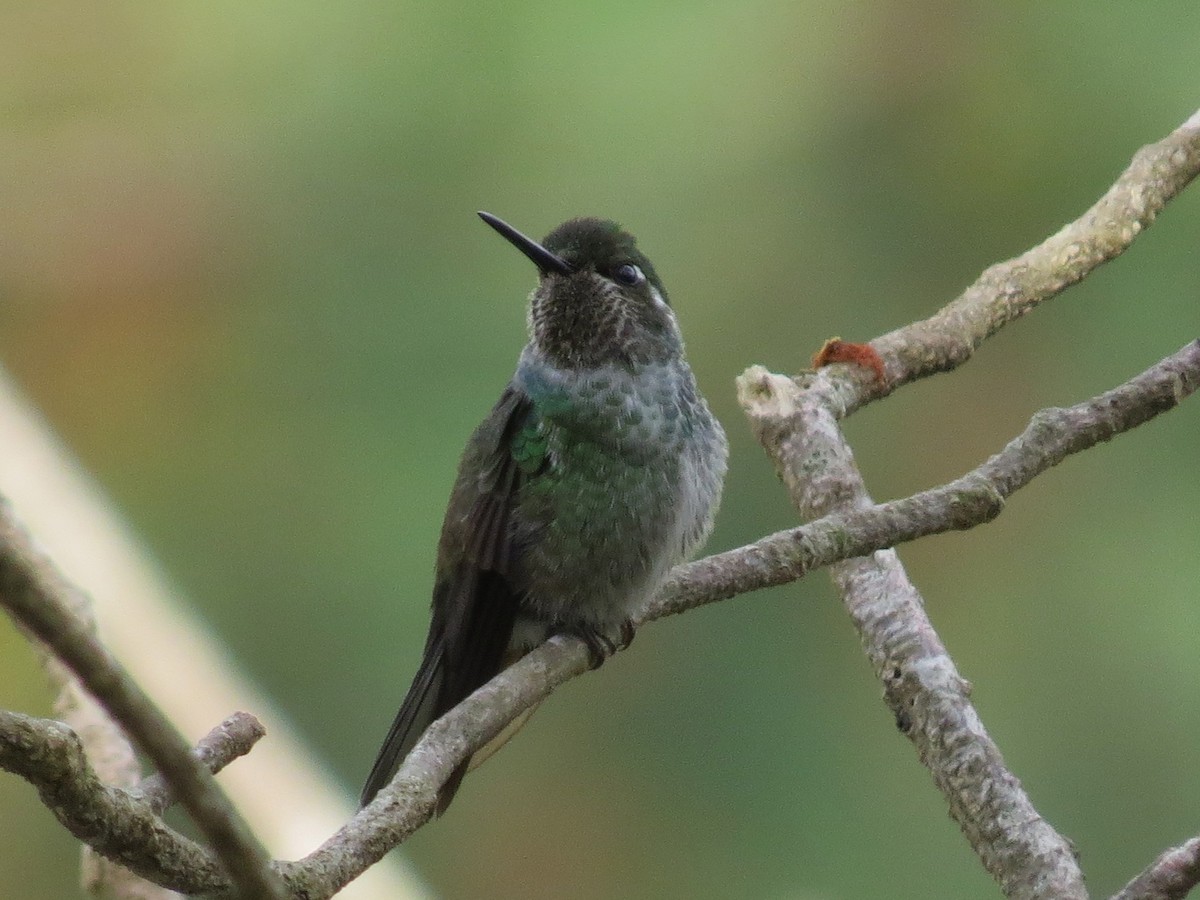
top-left (811, 338), bottom-right (887, 385)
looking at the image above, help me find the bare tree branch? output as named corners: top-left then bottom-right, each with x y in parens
top-left (0, 710), bottom-right (226, 893)
top-left (0, 364), bottom-right (430, 900)
top-left (0, 709), bottom-right (275, 895)
top-left (23, 493), bottom-right (180, 900)
top-left (0, 504), bottom-right (285, 900)
top-left (739, 363), bottom-right (1089, 899)
top-left (719, 104), bottom-right (1200, 897)
top-left (657, 339), bottom-right (1200, 619)
top-left (823, 108), bottom-right (1200, 416)
top-left (714, 110), bottom-right (1200, 900)
top-left (1111, 837), bottom-right (1200, 900)
top-left (287, 115), bottom-right (1200, 899)
top-left (36, 612), bottom-right (173, 898)
top-left (134, 712), bottom-right (267, 816)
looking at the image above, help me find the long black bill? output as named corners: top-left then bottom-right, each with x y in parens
top-left (478, 211), bottom-right (573, 276)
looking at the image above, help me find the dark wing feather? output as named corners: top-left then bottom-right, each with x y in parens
top-left (360, 385), bottom-right (538, 810)
top-left (358, 633), bottom-right (445, 806)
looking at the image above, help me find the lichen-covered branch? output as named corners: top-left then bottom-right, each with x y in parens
top-left (1111, 837), bottom-right (1200, 900)
top-left (0, 709), bottom-right (268, 894)
top-left (820, 108), bottom-right (1200, 417)
top-left (734, 341), bottom-right (1199, 898)
top-left (722, 104), bottom-right (1200, 898)
top-left (31, 571), bottom-right (170, 899)
top-left (25, 497), bottom-right (178, 899)
top-left (337, 106), bottom-right (1200, 893)
top-left (0, 504), bottom-right (285, 900)
top-left (739, 363), bottom-right (1085, 898)
top-left (0, 710), bottom-right (228, 893)
top-left (133, 712), bottom-right (267, 816)
top-left (653, 339), bottom-right (1200, 619)
top-left (0, 364), bottom-right (427, 900)
top-left (282, 636), bottom-right (592, 898)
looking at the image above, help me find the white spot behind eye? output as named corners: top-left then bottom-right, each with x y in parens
top-left (650, 286), bottom-right (668, 309)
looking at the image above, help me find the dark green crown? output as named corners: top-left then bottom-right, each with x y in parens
top-left (542, 218), bottom-right (669, 304)
top-left (478, 211), bottom-right (682, 368)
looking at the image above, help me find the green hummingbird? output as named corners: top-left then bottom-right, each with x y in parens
top-left (361, 212), bottom-right (728, 812)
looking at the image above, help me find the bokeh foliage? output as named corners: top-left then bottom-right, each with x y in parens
top-left (2, 2), bottom-right (1199, 897)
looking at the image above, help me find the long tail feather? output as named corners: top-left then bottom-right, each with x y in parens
top-left (360, 643), bottom-right (445, 807)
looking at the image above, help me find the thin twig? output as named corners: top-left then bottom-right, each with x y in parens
top-left (724, 105), bottom-right (1200, 897)
top-left (277, 634), bottom-right (590, 897)
top-left (0, 710), bottom-right (226, 893)
top-left (25, 499), bottom-right (176, 899)
top-left (0, 506), bottom-right (285, 900)
top-left (1111, 837), bottom-right (1200, 900)
top-left (0, 709), bottom-right (274, 895)
top-left (734, 342), bottom-right (1199, 899)
top-left (820, 108), bottom-right (1200, 416)
top-left (31, 564), bottom-right (174, 899)
top-left (739, 365), bottom-right (1088, 898)
top-left (134, 712), bottom-right (267, 815)
top-left (0, 363), bottom-right (428, 900)
top-left (654, 340), bottom-right (1200, 619)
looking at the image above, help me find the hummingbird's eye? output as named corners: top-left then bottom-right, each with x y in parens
top-left (612, 263), bottom-right (644, 286)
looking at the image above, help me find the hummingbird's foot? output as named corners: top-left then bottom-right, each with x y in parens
top-left (564, 627), bottom-right (618, 669)
top-left (618, 618), bottom-right (636, 650)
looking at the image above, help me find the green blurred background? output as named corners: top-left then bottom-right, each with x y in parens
top-left (3, 1), bottom-right (1199, 897)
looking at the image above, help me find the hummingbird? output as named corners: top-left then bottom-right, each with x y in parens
top-left (361, 212), bottom-right (728, 812)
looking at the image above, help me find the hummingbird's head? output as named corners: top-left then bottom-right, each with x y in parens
top-left (479, 212), bottom-right (683, 370)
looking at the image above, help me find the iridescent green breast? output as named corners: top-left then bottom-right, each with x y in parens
top-left (507, 353), bottom-right (724, 629)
